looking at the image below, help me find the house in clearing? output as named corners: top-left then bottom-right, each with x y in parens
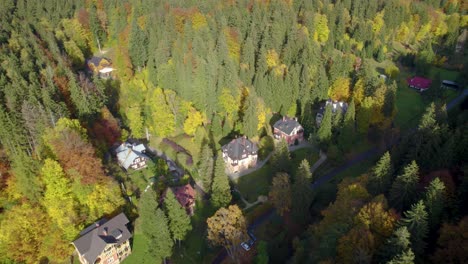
top-left (72, 213), bottom-right (132, 264)
top-left (273, 116), bottom-right (304, 145)
top-left (316, 99), bottom-right (348, 127)
top-left (86, 56), bottom-right (114, 79)
top-left (222, 136), bottom-right (258, 173)
top-left (115, 142), bottom-right (150, 171)
top-left (407, 76), bottom-right (432, 92)
top-left (171, 184), bottom-right (196, 215)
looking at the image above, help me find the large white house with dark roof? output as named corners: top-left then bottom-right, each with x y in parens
top-left (72, 213), bottom-right (132, 264)
top-left (221, 136), bottom-right (258, 173)
top-left (115, 142), bottom-right (149, 171)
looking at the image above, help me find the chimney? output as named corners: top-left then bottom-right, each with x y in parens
top-left (103, 227), bottom-right (108, 236)
top-left (283, 116), bottom-right (286, 121)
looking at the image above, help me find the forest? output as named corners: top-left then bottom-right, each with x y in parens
top-left (0, 0), bottom-right (466, 263)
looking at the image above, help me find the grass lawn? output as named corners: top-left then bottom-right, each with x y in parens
top-left (234, 148), bottom-right (319, 203)
top-left (394, 82), bottom-right (427, 130)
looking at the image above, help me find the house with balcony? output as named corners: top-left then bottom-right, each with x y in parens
top-left (115, 142), bottom-right (150, 171)
top-left (273, 116), bottom-right (304, 145)
top-left (222, 136), bottom-right (258, 173)
top-left (72, 213), bottom-right (132, 264)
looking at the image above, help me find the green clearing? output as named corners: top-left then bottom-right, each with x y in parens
top-left (234, 147), bottom-right (319, 203)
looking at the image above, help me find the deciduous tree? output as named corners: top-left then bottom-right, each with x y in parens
top-left (207, 205), bottom-right (247, 261)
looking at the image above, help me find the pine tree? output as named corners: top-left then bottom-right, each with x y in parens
top-left (164, 189), bottom-right (192, 245)
top-left (389, 161), bottom-right (420, 211)
top-left (271, 139), bottom-right (291, 173)
top-left (292, 159), bottom-right (313, 225)
top-left (317, 105), bottom-right (332, 146)
top-left (211, 156), bottom-right (232, 208)
top-left (311, 65), bottom-right (329, 102)
top-left (424, 177), bottom-right (445, 230)
top-left (368, 152), bottom-right (394, 195)
top-left (398, 200), bottom-right (429, 258)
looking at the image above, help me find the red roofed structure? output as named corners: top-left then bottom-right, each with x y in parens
top-left (407, 76), bottom-right (432, 92)
top-left (171, 184), bottom-right (196, 216)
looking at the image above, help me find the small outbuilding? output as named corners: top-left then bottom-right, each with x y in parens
top-left (407, 76), bottom-right (432, 92)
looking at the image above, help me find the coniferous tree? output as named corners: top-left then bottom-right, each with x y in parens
top-left (211, 156), bottom-right (232, 208)
top-left (398, 200), bottom-right (429, 258)
top-left (424, 177), bottom-right (446, 230)
top-left (389, 161), bottom-right (420, 211)
top-left (271, 139), bottom-right (291, 173)
top-left (292, 159), bottom-right (313, 225)
top-left (164, 189), bottom-right (192, 246)
top-left (338, 99), bottom-right (355, 150)
top-left (243, 93), bottom-right (258, 138)
top-left (317, 105), bottom-right (332, 146)
top-left (311, 65), bottom-right (329, 102)
top-left (269, 173), bottom-right (292, 216)
top-left (368, 152), bottom-right (394, 195)
top-left (199, 143), bottom-right (214, 192)
top-left (375, 226), bottom-right (414, 264)
top-left (129, 11), bottom-right (148, 69)
top-left (152, 208), bottom-right (174, 263)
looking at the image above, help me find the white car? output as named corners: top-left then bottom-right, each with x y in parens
top-left (240, 242), bottom-right (251, 251)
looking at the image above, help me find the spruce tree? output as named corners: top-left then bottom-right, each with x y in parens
top-left (129, 12), bottom-right (148, 69)
top-left (243, 93), bottom-right (258, 138)
top-left (164, 189), bottom-right (192, 246)
top-left (398, 200), bottom-right (429, 258)
top-left (311, 65), bottom-right (329, 102)
top-left (368, 151), bottom-right (393, 195)
top-left (338, 99), bottom-right (355, 150)
top-left (199, 143), bottom-right (214, 192)
top-left (376, 226), bottom-right (414, 264)
top-left (151, 208), bottom-right (174, 263)
top-left (211, 156), bottom-right (232, 208)
top-left (271, 139), bottom-right (291, 173)
top-left (424, 177), bottom-right (446, 230)
top-left (317, 105), bottom-right (332, 146)
top-left (292, 159), bottom-right (313, 225)
top-left (389, 161), bottom-right (419, 211)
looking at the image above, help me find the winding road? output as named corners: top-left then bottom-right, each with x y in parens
top-left (212, 89), bottom-right (467, 264)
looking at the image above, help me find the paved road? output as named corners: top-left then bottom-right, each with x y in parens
top-left (212, 89), bottom-right (468, 264)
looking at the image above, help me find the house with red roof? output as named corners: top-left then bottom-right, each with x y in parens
top-left (407, 76), bottom-right (432, 92)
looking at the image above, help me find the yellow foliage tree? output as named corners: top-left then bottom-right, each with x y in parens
top-left (313, 14), bottom-right (330, 44)
top-left (86, 182), bottom-right (125, 221)
top-left (41, 159), bottom-right (81, 240)
top-left (329, 77), bottom-right (351, 101)
top-left (183, 108), bottom-right (204, 136)
top-left (266, 49), bottom-right (280, 68)
top-left (192, 12), bottom-right (207, 30)
top-left (207, 205), bottom-right (247, 261)
top-left (372, 12), bottom-right (385, 34)
top-left (148, 87), bottom-right (176, 137)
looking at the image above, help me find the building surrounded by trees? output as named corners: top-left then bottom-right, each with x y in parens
top-left (407, 76), bottom-right (432, 92)
top-left (316, 99), bottom-right (348, 127)
top-left (222, 136), bottom-right (258, 173)
top-left (86, 56), bottom-right (114, 79)
top-left (273, 116), bottom-right (304, 145)
top-left (72, 213), bottom-right (132, 264)
top-left (169, 184), bottom-right (196, 216)
top-left (115, 142), bottom-right (149, 171)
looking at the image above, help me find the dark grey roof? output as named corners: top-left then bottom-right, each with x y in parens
top-left (273, 117), bottom-right (302, 135)
top-left (87, 56), bottom-right (111, 67)
top-left (222, 137), bottom-right (258, 161)
top-left (72, 213), bottom-right (132, 264)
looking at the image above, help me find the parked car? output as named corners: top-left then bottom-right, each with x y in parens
top-left (241, 242), bottom-right (251, 251)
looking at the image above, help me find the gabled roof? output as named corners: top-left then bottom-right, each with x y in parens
top-left (222, 137), bottom-right (258, 161)
top-left (72, 213), bottom-right (132, 264)
top-left (171, 184), bottom-right (196, 209)
top-left (407, 76), bottom-right (432, 89)
top-left (273, 116), bottom-right (302, 135)
top-left (116, 142), bottom-right (150, 170)
top-left (87, 56), bottom-right (110, 67)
